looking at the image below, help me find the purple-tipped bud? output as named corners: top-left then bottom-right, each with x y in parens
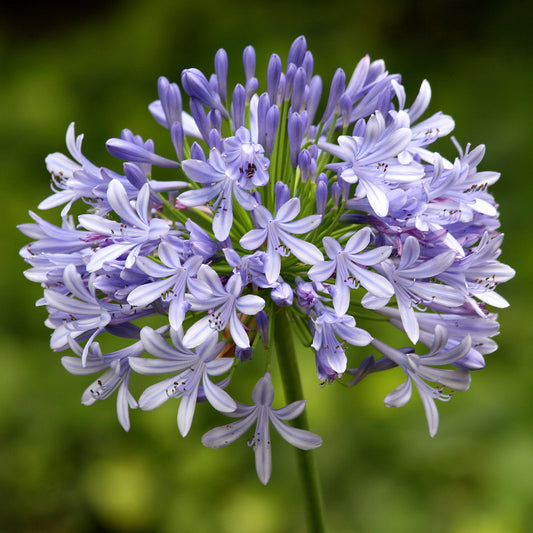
top-left (209, 73), bottom-right (218, 93)
top-left (339, 92), bottom-right (352, 128)
top-left (290, 67), bottom-right (307, 113)
top-left (345, 54), bottom-right (370, 101)
top-left (243, 45), bottom-right (256, 80)
top-left (321, 68), bottom-right (346, 125)
top-left (158, 76), bottom-right (182, 126)
top-left (256, 310), bottom-right (269, 346)
top-left (306, 75), bottom-right (323, 126)
top-left (302, 51), bottom-right (314, 82)
top-left (106, 138), bottom-right (179, 168)
top-left (257, 93), bottom-right (271, 147)
top-left (316, 173), bottom-right (328, 215)
top-left (181, 68), bottom-right (228, 118)
top-left (275, 181), bottom-right (290, 212)
top-left (189, 98), bottom-right (210, 143)
top-left (296, 279), bottom-right (318, 309)
top-left (284, 63), bottom-right (297, 102)
top-left (309, 158), bottom-right (317, 181)
top-left (298, 149), bottom-right (311, 182)
top-left (352, 118), bottom-right (366, 137)
top-left (208, 129), bottom-right (222, 151)
top-left (267, 53), bottom-right (282, 106)
top-left (265, 105), bottom-right (280, 156)
top-left (271, 282), bottom-right (294, 307)
top-left (123, 162), bottom-right (147, 190)
top-left (338, 174), bottom-right (351, 201)
top-left (190, 141), bottom-right (206, 161)
top-left (287, 35), bottom-right (307, 67)
top-left (214, 48), bottom-right (228, 102)
top-left (251, 190), bottom-right (262, 206)
top-left (277, 73), bottom-right (286, 105)
top-left (245, 77), bottom-right (259, 102)
top-left (288, 112), bottom-right (306, 168)
top-left (231, 83), bottom-right (246, 131)
top-left (170, 121), bottom-right (184, 161)
top-left (236, 346), bottom-right (253, 362)
top-left (331, 181), bottom-right (341, 208)
top-left (208, 109), bottom-right (222, 132)
top-left (347, 355), bottom-right (375, 386)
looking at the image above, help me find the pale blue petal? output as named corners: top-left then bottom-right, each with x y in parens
top-left (384, 378), bottom-right (412, 408)
top-left (322, 236), bottom-right (341, 258)
top-left (253, 205), bottom-right (273, 227)
top-left (117, 378), bottom-right (135, 432)
top-left (333, 280), bottom-right (351, 316)
top-left (206, 357), bottom-right (235, 376)
top-left (403, 250), bottom-right (456, 278)
top-left (107, 179), bottom-right (141, 227)
top-left (344, 227), bottom-right (372, 254)
top-left (240, 228), bottom-right (267, 250)
top-left (78, 214), bottom-right (120, 235)
top-left (236, 294), bottom-right (265, 315)
top-left (397, 291), bottom-right (419, 344)
top-left (86, 243), bottom-right (135, 272)
top-left (418, 367), bottom-right (471, 391)
top-left (413, 378), bottom-right (439, 437)
top-left (233, 185), bottom-right (259, 210)
top-left (364, 179), bottom-right (390, 218)
top-left (413, 282), bottom-right (465, 307)
top-left (281, 214), bottom-right (322, 234)
top-left (136, 255), bottom-right (174, 277)
top-left (274, 400), bottom-right (306, 421)
top-left (398, 236), bottom-right (420, 270)
top-left (127, 277), bottom-right (175, 307)
top-left (270, 415), bottom-right (322, 450)
top-left (361, 292), bottom-right (390, 310)
top-left (177, 384), bottom-right (199, 436)
top-left (183, 316), bottom-right (216, 348)
top-left (254, 409), bottom-right (272, 485)
top-left (276, 197), bottom-right (300, 222)
top-left (178, 185), bottom-right (219, 207)
top-left (181, 158), bottom-right (225, 184)
top-left (201, 411), bottom-right (257, 448)
top-left (348, 264), bottom-right (394, 298)
top-left (351, 246), bottom-right (392, 266)
top-left (203, 374), bottom-right (237, 413)
top-left (280, 231), bottom-right (323, 264)
top-left (140, 326), bottom-right (189, 360)
top-left (264, 249), bottom-right (281, 284)
top-left (308, 260), bottom-right (336, 282)
top-left (229, 311), bottom-right (250, 348)
top-left (212, 194), bottom-right (233, 241)
top-left (138, 376), bottom-right (176, 410)
top-left (129, 357), bottom-right (189, 375)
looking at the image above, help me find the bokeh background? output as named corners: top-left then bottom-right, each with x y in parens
top-left (1, 1), bottom-right (532, 532)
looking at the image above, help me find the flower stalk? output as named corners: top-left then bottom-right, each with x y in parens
top-left (274, 310), bottom-right (326, 533)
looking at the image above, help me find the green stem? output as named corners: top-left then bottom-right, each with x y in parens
top-left (273, 310), bottom-right (326, 533)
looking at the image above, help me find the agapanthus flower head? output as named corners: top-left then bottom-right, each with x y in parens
top-left (19, 36), bottom-right (513, 484)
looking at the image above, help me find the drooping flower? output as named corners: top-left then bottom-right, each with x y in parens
top-left (130, 326), bottom-right (236, 436)
top-left (202, 372), bottom-right (322, 484)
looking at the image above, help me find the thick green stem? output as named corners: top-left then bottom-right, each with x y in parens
top-left (273, 310), bottom-right (326, 533)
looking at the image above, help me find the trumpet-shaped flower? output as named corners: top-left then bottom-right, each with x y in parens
top-left (202, 372), bottom-right (322, 484)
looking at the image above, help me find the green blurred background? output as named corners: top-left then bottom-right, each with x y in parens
top-left (1, 1), bottom-right (531, 532)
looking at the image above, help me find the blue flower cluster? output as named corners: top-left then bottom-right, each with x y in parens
top-left (19, 36), bottom-right (514, 484)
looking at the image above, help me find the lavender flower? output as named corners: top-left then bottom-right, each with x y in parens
top-left (202, 372), bottom-right (322, 484)
top-left (19, 36), bottom-right (513, 487)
